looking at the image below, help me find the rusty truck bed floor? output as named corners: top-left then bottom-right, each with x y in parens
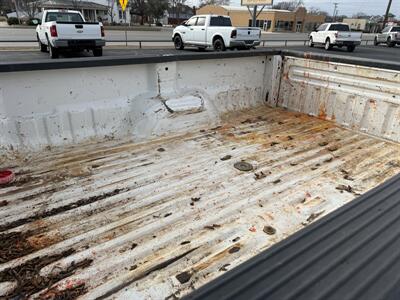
top-left (1, 106), bottom-right (400, 299)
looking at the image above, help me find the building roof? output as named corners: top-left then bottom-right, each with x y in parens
top-left (219, 5), bottom-right (291, 13)
top-left (40, 0), bottom-right (108, 11)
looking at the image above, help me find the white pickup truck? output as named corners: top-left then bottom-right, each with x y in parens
top-left (309, 23), bottom-right (362, 52)
top-left (172, 15), bottom-right (261, 51)
top-left (374, 25), bottom-right (400, 47)
top-left (36, 10), bottom-right (105, 58)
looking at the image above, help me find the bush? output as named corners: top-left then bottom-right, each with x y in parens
top-left (7, 17), bottom-right (19, 25)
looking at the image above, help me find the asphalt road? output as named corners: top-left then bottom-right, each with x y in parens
top-left (1, 44), bottom-right (399, 63)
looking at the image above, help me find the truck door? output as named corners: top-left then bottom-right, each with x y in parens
top-left (193, 16), bottom-right (207, 45)
top-left (379, 26), bottom-right (389, 42)
top-left (184, 17), bottom-right (197, 43)
top-left (314, 23), bottom-right (328, 43)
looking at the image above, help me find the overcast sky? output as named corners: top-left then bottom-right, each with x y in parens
top-left (186, 0), bottom-right (399, 17)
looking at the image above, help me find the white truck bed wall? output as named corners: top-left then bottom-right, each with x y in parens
top-left (0, 56), bottom-right (279, 153)
top-left (272, 57), bottom-right (400, 142)
top-left (1, 54), bottom-right (400, 154)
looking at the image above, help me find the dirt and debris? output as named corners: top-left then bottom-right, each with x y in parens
top-left (254, 171), bottom-right (269, 180)
top-left (290, 162), bottom-right (298, 166)
top-left (39, 282), bottom-right (88, 300)
top-left (228, 246), bottom-right (241, 254)
top-left (129, 265), bottom-right (138, 271)
top-left (164, 213), bottom-right (172, 218)
top-left (302, 211), bottom-right (325, 226)
top-left (176, 271), bottom-right (192, 284)
top-left (249, 226), bottom-right (257, 232)
top-left (232, 237), bottom-right (240, 242)
top-left (234, 162), bottom-right (254, 172)
top-left (263, 226), bottom-right (276, 235)
top-left (220, 155), bottom-right (232, 161)
top-left (180, 241), bottom-right (191, 245)
top-left (272, 179), bottom-right (281, 184)
top-left (270, 142), bottom-right (280, 146)
top-left (336, 184), bottom-right (354, 193)
top-left (204, 224), bottom-right (221, 230)
top-left (0, 231), bottom-right (37, 263)
top-left (0, 188), bottom-right (126, 232)
top-left (324, 157), bottom-right (333, 163)
top-left (0, 200), bottom-right (8, 207)
top-left (191, 197), bottom-right (201, 202)
top-left (327, 145), bottom-right (339, 152)
top-left (157, 148), bottom-right (166, 152)
top-left (241, 119), bottom-right (252, 124)
top-left (0, 248), bottom-right (93, 299)
top-left (287, 136), bottom-right (294, 140)
top-left (219, 264), bottom-right (230, 271)
top-left (318, 141), bottom-right (329, 147)
top-left (131, 243), bottom-right (138, 250)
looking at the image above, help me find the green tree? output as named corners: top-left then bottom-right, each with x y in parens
top-left (130, 0), bottom-right (147, 25)
top-left (147, 0), bottom-right (168, 22)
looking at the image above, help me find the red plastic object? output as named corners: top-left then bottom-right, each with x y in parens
top-left (0, 170), bottom-right (15, 185)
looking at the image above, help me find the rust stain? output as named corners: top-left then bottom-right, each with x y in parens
top-left (318, 102), bottom-right (328, 120)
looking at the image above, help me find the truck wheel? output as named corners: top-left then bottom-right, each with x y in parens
top-left (309, 37), bottom-right (314, 47)
top-left (49, 44), bottom-right (59, 59)
top-left (174, 35), bottom-right (184, 50)
top-left (374, 37), bottom-right (379, 46)
top-left (37, 35), bottom-right (47, 52)
top-left (93, 47), bottom-right (103, 57)
top-left (347, 45), bottom-right (356, 52)
top-left (387, 37), bottom-right (395, 47)
top-left (324, 38), bottom-right (332, 50)
top-left (213, 38), bottom-right (225, 51)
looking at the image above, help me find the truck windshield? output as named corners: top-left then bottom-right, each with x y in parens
top-left (329, 24), bottom-right (350, 31)
top-left (45, 12), bottom-right (84, 23)
top-left (210, 16), bottom-right (232, 27)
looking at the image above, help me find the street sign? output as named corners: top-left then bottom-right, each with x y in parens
top-left (241, 0), bottom-right (272, 5)
top-left (119, 0), bottom-right (128, 11)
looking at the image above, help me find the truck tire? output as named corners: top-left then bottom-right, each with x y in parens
top-left (93, 47), bottom-right (103, 57)
top-left (49, 44), bottom-right (59, 59)
top-left (213, 37), bottom-right (225, 51)
top-left (174, 35), bottom-right (184, 50)
top-left (309, 37), bottom-right (314, 47)
top-left (324, 38), bottom-right (332, 50)
top-left (37, 35), bottom-right (47, 52)
top-left (347, 45), bottom-right (356, 52)
top-left (374, 37), bottom-right (379, 46)
top-left (387, 37), bottom-right (395, 47)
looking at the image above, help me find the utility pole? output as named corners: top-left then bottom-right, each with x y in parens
top-left (383, 0), bottom-right (393, 28)
top-left (332, 2), bottom-right (338, 21)
top-left (252, 5), bottom-right (257, 27)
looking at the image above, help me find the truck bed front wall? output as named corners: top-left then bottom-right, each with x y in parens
top-left (0, 56), bottom-right (277, 152)
top-left (273, 56), bottom-right (400, 143)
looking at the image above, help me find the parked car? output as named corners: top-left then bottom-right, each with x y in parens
top-left (36, 9), bottom-right (105, 59)
top-left (374, 25), bottom-right (400, 47)
top-left (309, 23), bottom-right (362, 52)
top-left (172, 15), bottom-right (261, 51)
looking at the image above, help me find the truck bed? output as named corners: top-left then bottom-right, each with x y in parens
top-left (1, 106), bottom-right (400, 299)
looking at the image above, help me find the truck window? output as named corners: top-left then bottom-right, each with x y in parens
top-left (186, 17), bottom-right (197, 26)
top-left (45, 12), bottom-right (84, 23)
top-left (196, 17), bottom-right (206, 26)
top-left (391, 26), bottom-right (400, 32)
top-left (317, 24), bottom-right (327, 31)
top-left (328, 24), bottom-right (350, 31)
top-left (210, 16), bottom-right (232, 27)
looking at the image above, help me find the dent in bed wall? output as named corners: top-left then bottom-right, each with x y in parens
top-left (0, 56), bottom-right (275, 152)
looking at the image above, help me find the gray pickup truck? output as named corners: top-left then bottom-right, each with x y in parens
top-left (374, 25), bottom-right (400, 47)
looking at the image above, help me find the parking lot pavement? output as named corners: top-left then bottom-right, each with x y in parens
top-left (289, 44), bottom-right (400, 62)
top-left (1, 44), bottom-right (399, 63)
